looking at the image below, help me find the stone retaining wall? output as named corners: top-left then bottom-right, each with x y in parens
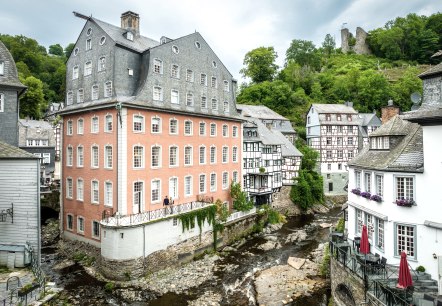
top-left (330, 257), bottom-right (365, 306)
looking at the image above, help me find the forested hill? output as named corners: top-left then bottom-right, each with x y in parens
top-left (0, 34), bottom-right (74, 120)
top-left (237, 12), bottom-right (442, 137)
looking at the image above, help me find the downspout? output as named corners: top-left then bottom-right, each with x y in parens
top-left (143, 224), bottom-right (146, 272)
top-left (37, 159), bottom-right (41, 265)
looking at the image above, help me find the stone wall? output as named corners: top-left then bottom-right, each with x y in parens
top-left (99, 214), bottom-right (259, 280)
top-left (340, 27), bottom-right (371, 55)
top-left (330, 257), bottom-right (365, 306)
top-left (271, 186), bottom-right (302, 216)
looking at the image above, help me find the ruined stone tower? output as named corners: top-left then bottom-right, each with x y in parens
top-left (341, 27), bottom-right (371, 55)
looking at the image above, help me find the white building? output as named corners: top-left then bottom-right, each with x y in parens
top-left (346, 60), bottom-right (442, 295)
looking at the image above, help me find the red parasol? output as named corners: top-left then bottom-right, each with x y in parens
top-left (360, 225), bottom-right (370, 254)
top-left (397, 251), bottom-right (413, 289)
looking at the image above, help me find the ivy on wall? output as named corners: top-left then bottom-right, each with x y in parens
top-left (178, 205), bottom-right (217, 234)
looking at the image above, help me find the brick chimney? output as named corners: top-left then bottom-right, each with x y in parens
top-left (381, 99), bottom-right (400, 124)
top-left (121, 11), bottom-right (140, 34)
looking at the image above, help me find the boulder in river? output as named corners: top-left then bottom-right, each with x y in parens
top-left (287, 257), bottom-right (305, 270)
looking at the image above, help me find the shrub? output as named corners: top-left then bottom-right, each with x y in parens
top-left (416, 265), bottom-right (425, 273)
top-left (335, 217), bottom-right (345, 233)
top-left (320, 244), bottom-right (330, 277)
top-left (259, 167), bottom-right (266, 173)
top-left (104, 282), bottom-right (115, 292)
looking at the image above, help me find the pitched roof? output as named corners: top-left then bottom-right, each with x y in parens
top-left (311, 103), bottom-right (358, 114)
top-left (0, 41), bottom-right (26, 90)
top-left (359, 113), bottom-right (381, 127)
top-left (249, 118), bottom-right (283, 145)
top-left (0, 141), bottom-right (38, 159)
top-left (272, 130), bottom-right (303, 157)
top-left (92, 18), bottom-right (159, 53)
top-left (237, 104), bottom-right (287, 120)
top-left (18, 119), bottom-right (52, 130)
top-left (348, 117), bottom-right (423, 172)
top-left (418, 62), bottom-right (442, 79)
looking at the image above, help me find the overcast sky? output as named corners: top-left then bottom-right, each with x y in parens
top-left (1, 0), bottom-right (441, 80)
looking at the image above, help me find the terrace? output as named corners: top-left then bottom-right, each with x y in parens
top-left (329, 236), bottom-right (441, 306)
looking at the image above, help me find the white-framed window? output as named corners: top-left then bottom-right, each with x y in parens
top-left (67, 120), bottom-right (73, 135)
top-left (356, 209), bottom-right (363, 234)
top-left (186, 69), bottom-right (194, 82)
top-left (375, 174), bottom-right (383, 197)
top-left (151, 179), bottom-right (161, 202)
top-left (210, 173), bottom-right (217, 192)
top-left (364, 172), bottom-right (371, 193)
top-left (222, 124), bottom-right (228, 137)
top-left (348, 151), bottom-right (354, 159)
top-left (186, 93), bottom-right (194, 106)
top-left (171, 89), bottom-right (179, 104)
top-left (383, 137), bottom-right (389, 149)
top-left (184, 120), bottom-right (193, 135)
top-left (326, 126), bottom-right (332, 133)
top-left (171, 64), bottom-right (180, 78)
top-left (67, 214), bottom-right (74, 230)
top-left (84, 61), bottom-right (92, 76)
top-left (104, 81), bottom-right (112, 98)
top-left (67, 91), bottom-right (73, 105)
top-left (66, 177), bottom-right (73, 199)
top-left (396, 224), bottom-right (416, 258)
top-left (153, 86), bottom-right (163, 101)
top-left (77, 146), bottom-right (84, 167)
top-left (169, 118), bottom-right (178, 134)
top-left (348, 137), bottom-right (353, 145)
top-left (91, 180), bottom-right (99, 203)
top-left (199, 122), bottom-right (206, 136)
top-left (98, 56), bottom-right (106, 72)
top-left (232, 126), bottom-right (238, 137)
top-left (201, 96), bottom-right (207, 109)
top-left (77, 89), bottom-right (84, 103)
top-left (184, 175), bottom-right (192, 196)
top-left (133, 115), bottom-right (144, 132)
top-left (169, 146), bottom-right (178, 167)
top-left (0, 93), bottom-right (3, 112)
top-left (169, 177), bottom-right (178, 200)
top-left (77, 178), bottom-right (84, 201)
top-left (66, 146), bottom-right (73, 166)
top-left (86, 39), bottom-right (92, 51)
top-left (151, 145), bottom-right (161, 167)
top-left (367, 214), bottom-right (374, 241)
top-left (91, 145), bottom-right (99, 168)
top-left (223, 101), bottom-right (229, 112)
top-left (104, 181), bottom-right (112, 207)
top-left (211, 76), bottom-right (217, 88)
top-left (151, 117), bottom-right (161, 133)
top-left (133, 145), bottom-right (144, 168)
top-left (0, 62), bottom-right (4, 75)
top-left (126, 32), bottom-right (133, 41)
top-left (337, 137), bottom-right (342, 145)
top-left (222, 146), bottom-right (228, 163)
top-left (211, 98), bottom-right (218, 111)
top-left (210, 123), bottom-right (217, 136)
top-left (222, 172), bottom-right (228, 189)
top-left (153, 59), bottom-right (163, 74)
top-left (200, 73), bottom-right (207, 86)
top-left (184, 146), bottom-right (193, 166)
top-left (210, 146), bottom-right (216, 164)
top-left (232, 146), bottom-right (238, 162)
top-left (377, 219), bottom-right (384, 250)
top-left (199, 146), bottom-right (206, 164)
top-left (199, 174), bottom-right (206, 194)
top-left (105, 114), bottom-right (112, 132)
top-left (223, 80), bottom-right (229, 92)
top-left (72, 66), bottom-right (79, 80)
top-left (91, 116), bottom-right (99, 133)
top-left (355, 170), bottom-right (361, 189)
top-left (396, 176), bottom-right (414, 201)
top-left (337, 150), bottom-right (343, 159)
top-left (104, 145), bottom-right (112, 168)
top-left (133, 181), bottom-right (144, 211)
top-left (92, 85), bottom-right (99, 100)
top-left (42, 153), bottom-right (50, 164)
top-left (92, 221), bottom-right (100, 238)
top-left (233, 171), bottom-right (238, 183)
top-left (77, 216), bottom-right (85, 234)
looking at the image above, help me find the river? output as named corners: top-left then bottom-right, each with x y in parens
top-left (41, 207), bottom-right (341, 305)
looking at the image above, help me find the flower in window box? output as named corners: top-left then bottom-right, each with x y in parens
top-left (370, 194), bottom-right (383, 202)
top-left (395, 198), bottom-right (415, 207)
top-left (351, 188), bottom-right (361, 195)
top-left (361, 191), bottom-right (371, 199)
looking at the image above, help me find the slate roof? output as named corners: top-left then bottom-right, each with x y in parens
top-left (248, 118), bottom-right (283, 146)
top-left (418, 62), bottom-right (442, 79)
top-left (93, 18), bottom-right (159, 53)
top-left (272, 130), bottom-right (303, 157)
top-left (0, 41), bottom-right (26, 90)
top-left (0, 141), bottom-right (39, 159)
top-left (311, 104), bottom-right (358, 114)
top-left (237, 104), bottom-right (287, 120)
top-left (18, 119), bottom-right (52, 130)
top-left (359, 113), bottom-right (381, 127)
top-left (348, 116), bottom-right (423, 172)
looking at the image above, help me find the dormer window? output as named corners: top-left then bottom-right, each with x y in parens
top-left (326, 114), bottom-right (331, 121)
top-left (370, 136), bottom-right (389, 150)
top-left (347, 115), bottom-right (352, 121)
top-left (126, 32), bottom-right (134, 41)
top-left (337, 114), bottom-right (342, 121)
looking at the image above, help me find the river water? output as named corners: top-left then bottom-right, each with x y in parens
top-left (41, 207), bottom-right (341, 305)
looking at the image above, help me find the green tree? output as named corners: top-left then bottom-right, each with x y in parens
top-left (355, 70), bottom-right (392, 112)
top-left (19, 76), bottom-right (46, 119)
top-left (285, 39), bottom-right (321, 71)
top-left (391, 67), bottom-right (422, 112)
top-left (49, 44), bottom-right (64, 56)
top-left (240, 46), bottom-right (278, 83)
top-left (322, 34), bottom-right (336, 57)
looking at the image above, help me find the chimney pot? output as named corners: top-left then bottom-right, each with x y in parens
top-left (121, 11), bottom-right (140, 34)
top-left (381, 100), bottom-right (400, 124)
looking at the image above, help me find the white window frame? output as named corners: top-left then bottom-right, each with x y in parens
top-left (77, 145), bottom-right (84, 167)
top-left (133, 114), bottom-right (144, 133)
top-left (72, 66), bottom-right (79, 80)
top-left (211, 98), bottom-right (218, 111)
top-left (199, 145), bottom-right (206, 165)
top-left (91, 116), bottom-right (99, 133)
top-left (171, 64), bottom-right (180, 78)
top-left (66, 146), bottom-right (73, 166)
top-left (133, 181), bottom-right (144, 212)
top-left (200, 73), bottom-right (207, 86)
top-left (105, 114), bottom-right (113, 132)
top-left (210, 172), bottom-right (217, 192)
top-left (233, 171), bottom-right (238, 183)
top-left (232, 126), bottom-right (238, 138)
top-left (184, 146), bottom-right (193, 166)
top-left (375, 174), bottom-right (383, 197)
top-left (151, 116), bottom-right (161, 133)
top-left (42, 153), bottom-right (50, 164)
top-left (210, 123), bottom-right (217, 137)
top-left (66, 214), bottom-right (74, 231)
top-left (91, 145), bottom-right (99, 168)
top-left (77, 89), bottom-right (84, 103)
top-left (395, 175), bottom-right (415, 201)
top-left (184, 120), bottom-right (193, 136)
top-left (77, 216), bottom-right (85, 234)
top-left (169, 118), bottom-right (178, 135)
top-left (199, 121), bottom-right (206, 136)
top-left (67, 91), bottom-right (73, 105)
top-left (186, 92), bottom-right (194, 107)
top-left (222, 171), bottom-right (229, 190)
top-left (92, 85), bottom-right (99, 100)
top-left (104, 145), bottom-right (112, 169)
top-left (364, 172), bottom-right (371, 193)
top-left (133, 145), bottom-right (144, 169)
top-left (171, 89), bottom-right (179, 104)
top-left (98, 56), bottom-right (106, 72)
top-left (222, 146), bottom-right (228, 163)
top-left (210, 146), bottom-right (216, 164)
top-left (91, 180), bottom-right (99, 204)
top-left (222, 124), bottom-right (228, 137)
top-left (0, 93), bottom-right (3, 112)
top-left (169, 177), bottom-right (179, 200)
top-left (199, 174), bottom-right (206, 194)
top-left (77, 178), bottom-right (84, 201)
top-left (232, 146), bottom-right (238, 162)
top-left (184, 175), bottom-right (192, 197)
top-left (153, 59), bottom-right (163, 74)
top-left (92, 220), bottom-right (100, 239)
top-left (67, 120), bottom-right (73, 135)
top-left (201, 96), bottom-right (207, 109)
top-left (151, 179), bottom-right (161, 203)
top-left (153, 86), bottom-right (163, 101)
top-left (169, 145), bottom-right (178, 167)
top-left (86, 38), bottom-right (92, 51)
top-left (211, 76), bottom-right (217, 88)
top-left (223, 80), bottom-right (229, 92)
top-left (66, 177), bottom-right (73, 199)
top-left (104, 81), bottom-right (112, 98)
top-left (0, 62), bottom-right (4, 76)
top-left (186, 69), bottom-right (194, 82)
top-left (104, 181), bottom-right (113, 207)
top-left (151, 145), bottom-right (161, 168)
top-left (84, 61), bottom-right (92, 76)
top-left (395, 223), bottom-right (416, 259)
top-left (223, 100), bottom-right (229, 113)
top-left (355, 170), bottom-right (361, 189)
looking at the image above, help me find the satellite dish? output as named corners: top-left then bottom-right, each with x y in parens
top-left (410, 92), bottom-right (421, 104)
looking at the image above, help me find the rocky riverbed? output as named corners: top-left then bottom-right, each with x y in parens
top-left (41, 204), bottom-right (341, 305)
